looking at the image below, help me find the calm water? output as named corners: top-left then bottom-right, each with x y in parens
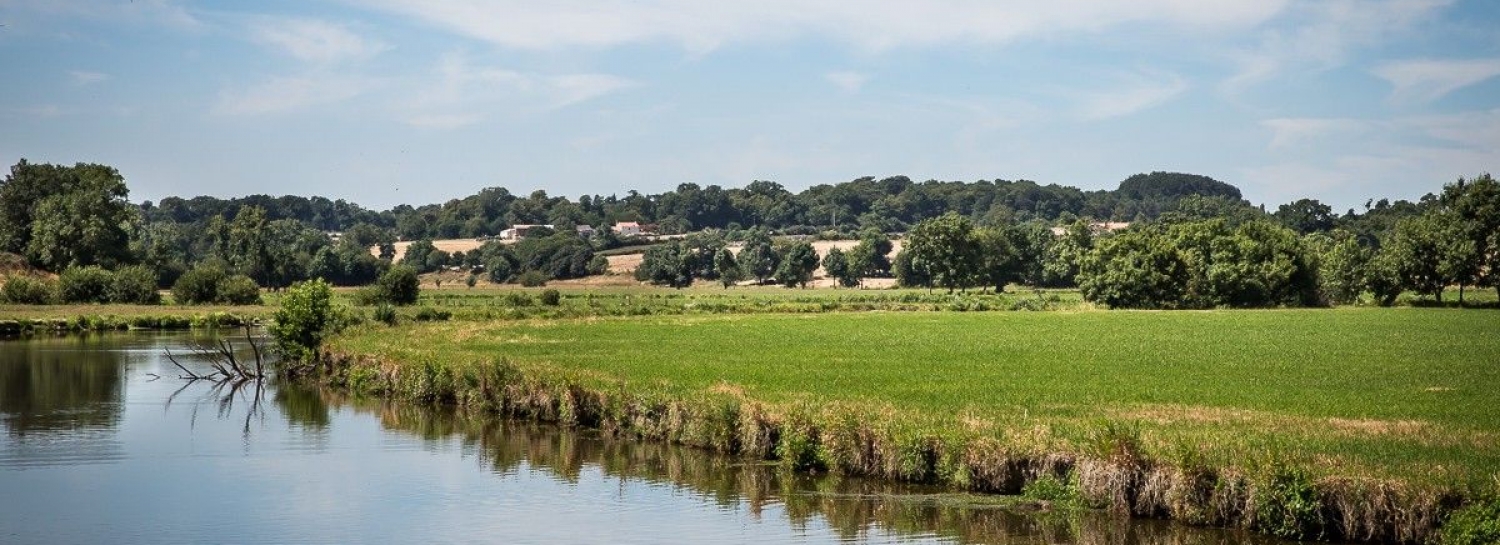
top-left (0, 332), bottom-right (1279, 544)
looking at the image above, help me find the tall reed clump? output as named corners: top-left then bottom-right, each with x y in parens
top-left (311, 348), bottom-right (1465, 544)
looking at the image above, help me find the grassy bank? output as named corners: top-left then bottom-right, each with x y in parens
top-left (0, 304), bottom-right (266, 335)
top-left (320, 308), bottom-right (1500, 542)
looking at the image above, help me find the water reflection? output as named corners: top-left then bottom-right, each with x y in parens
top-left (0, 333), bottom-right (1283, 544)
top-left (0, 335), bottom-right (125, 437)
top-left (323, 391), bottom-right (1280, 545)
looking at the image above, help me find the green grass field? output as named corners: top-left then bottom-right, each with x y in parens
top-left (330, 307), bottom-right (1500, 492)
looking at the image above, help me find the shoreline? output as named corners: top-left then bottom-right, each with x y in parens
top-left (310, 341), bottom-right (1466, 543)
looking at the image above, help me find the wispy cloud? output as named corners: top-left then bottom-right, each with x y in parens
top-left (1373, 58), bottom-right (1500, 103)
top-left (353, 0), bottom-right (1288, 52)
top-left (214, 75), bottom-right (375, 116)
top-left (824, 71), bottom-right (868, 93)
top-left (402, 52), bottom-right (637, 129)
top-left (1220, 0), bottom-right (1453, 95)
top-left (1261, 117), bottom-right (1366, 148)
top-left (68, 70), bottom-right (109, 85)
top-left (249, 18), bottom-right (388, 64)
top-left (1074, 71), bottom-right (1188, 120)
top-left (3, 0), bottom-right (204, 31)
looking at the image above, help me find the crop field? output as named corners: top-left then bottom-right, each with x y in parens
top-left (330, 307), bottom-right (1500, 492)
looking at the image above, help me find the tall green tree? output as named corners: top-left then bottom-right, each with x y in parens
top-left (1042, 220), bottom-right (1093, 287)
top-left (974, 226), bottom-right (1019, 292)
top-left (713, 247), bottom-right (742, 288)
top-left (10, 162), bottom-right (135, 271)
top-left (1316, 230), bottom-right (1372, 305)
top-left (822, 247), bottom-right (858, 288)
top-left (775, 241), bottom-right (820, 288)
top-left (739, 228), bottom-right (780, 284)
top-left (905, 213), bottom-right (982, 292)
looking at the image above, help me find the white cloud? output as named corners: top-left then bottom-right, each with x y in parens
top-left (214, 75), bottom-right (374, 115)
top-left (1074, 71), bottom-right (1188, 120)
top-left (69, 70), bottom-right (109, 85)
top-left (1261, 118), bottom-right (1366, 148)
top-left (1373, 58), bottom-right (1500, 103)
top-left (352, 0), bottom-right (1289, 52)
top-left (401, 52), bottom-right (637, 128)
top-left (3, 0), bottom-right (204, 31)
top-left (250, 18), bottom-right (388, 64)
top-left (824, 71), bottom-right (868, 93)
top-left (1220, 0), bottom-right (1452, 95)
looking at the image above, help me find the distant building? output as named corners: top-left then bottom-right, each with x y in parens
top-left (1049, 222), bottom-right (1131, 237)
top-left (613, 221), bottom-right (642, 237)
top-left (576, 225), bottom-right (596, 239)
top-left (500, 224), bottom-right (555, 241)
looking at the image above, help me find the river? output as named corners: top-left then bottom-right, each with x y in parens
top-left (0, 331), bottom-right (1281, 544)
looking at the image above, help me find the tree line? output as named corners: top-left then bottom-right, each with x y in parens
top-left (1, 157), bottom-right (1490, 307)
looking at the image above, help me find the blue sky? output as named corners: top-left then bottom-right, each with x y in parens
top-left (1, 0), bottom-right (1497, 212)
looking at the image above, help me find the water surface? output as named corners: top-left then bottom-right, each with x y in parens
top-left (0, 332), bottom-right (1280, 544)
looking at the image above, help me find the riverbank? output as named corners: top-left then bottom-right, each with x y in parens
top-left (0, 306), bottom-right (264, 335)
top-left (316, 308), bottom-right (1500, 543)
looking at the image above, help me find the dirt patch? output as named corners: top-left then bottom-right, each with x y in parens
top-left (375, 239), bottom-right (489, 262)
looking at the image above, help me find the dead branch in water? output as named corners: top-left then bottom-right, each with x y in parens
top-left (163, 324), bottom-right (270, 383)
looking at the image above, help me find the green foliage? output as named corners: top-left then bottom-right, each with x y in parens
top-left (636, 242), bottom-right (693, 288)
top-left (892, 249), bottom-right (930, 288)
top-left (215, 275), bottom-right (263, 305)
top-left (369, 265), bottom-right (421, 306)
top-left (1, 276), bottom-right (58, 305)
top-left (58, 266), bottom-right (115, 304)
top-left (1, 161), bottom-right (135, 271)
top-left (109, 265), bottom-right (161, 305)
top-left (413, 307), bottom-right (452, 321)
top-left (1274, 198), bottom-right (1335, 234)
top-left (399, 239), bottom-right (439, 273)
top-left (518, 270), bottom-right (549, 287)
top-left (513, 233), bottom-right (596, 280)
top-left (269, 279), bottom-right (334, 361)
top-left (848, 229), bottom-right (893, 278)
top-left (373, 302), bottom-right (397, 325)
top-left (713, 248), bottom-right (742, 288)
top-left (1042, 220), bottom-right (1092, 287)
top-left (774, 241), bottom-right (819, 288)
top-left (1441, 499), bottom-right (1500, 545)
top-left (739, 229), bottom-right (780, 284)
top-left (904, 213), bottom-right (982, 292)
top-left (465, 274), bottom-right (478, 288)
top-left (171, 266), bottom-right (226, 305)
top-left (1316, 231), bottom-right (1371, 305)
top-left (539, 289), bottom-right (561, 306)
top-left (974, 226), bottom-right (1019, 292)
top-left (1078, 220), bottom-right (1318, 309)
top-left (1021, 474), bottom-right (1084, 508)
top-left (587, 254), bottom-right (609, 276)
top-left (1253, 467), bottom-right (1324, 540)
top-left (822, 247), bottom-right (857, 288)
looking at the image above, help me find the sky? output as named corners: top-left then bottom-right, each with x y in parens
top-left (1, 0), bottom-right (1497, 212)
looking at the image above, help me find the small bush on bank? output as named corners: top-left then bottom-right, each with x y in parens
top-left (1442, 499), bottom-right (1500, 545)
top-left (373, 302), bottom-right (397, 325)
top-left (518, 270), bottom-right (549, 287)
top-left (539, 289), bottom-right (561, 306)
top-left (216, 275), bottom-right (263, 305)
top-left (109, 265), bottom-right (161, 305)
top-left (58, 266), bottom-right (114, 303)
top-left (2, 276), bottom-right (59, 305)
top-left (172, 266), bottom-right (227, 304)
top-left (270, 279), bottom-right (333, 361)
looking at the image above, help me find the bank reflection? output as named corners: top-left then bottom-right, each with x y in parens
top-left (330, 393), bottom-right (1278, 545)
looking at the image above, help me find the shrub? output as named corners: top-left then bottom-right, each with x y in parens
top-left (486, 257), bottom-right (515, 284)
top-left (2, 276), bottom-right (58, 305)
top-left (216, 275), bottom-right (263, 305)
top-left (373, 265), bottom-right (421, 306)
top-left (518, 270), bottom-right (549, 287)
top-left (1442, 499), bottom-right (1500, 545)
top-left (587, 255), bottom-right (609, 275)
top-left (413, 307), bottom-right (452, 321)
top-left (172, 266), bottom-right (227, 305)
top-left (109, 265), bottom-right (161, 305)
top-left (270, 279), bottom-right (334, 361)
top-left (373, 302), bottom-right (397, 325)
top-left (58, 266), bottom-right (115, 304)
top-left (539, 289), bottom-right (561, 306)
top-left (3, 276), bottom-right (58, 305)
